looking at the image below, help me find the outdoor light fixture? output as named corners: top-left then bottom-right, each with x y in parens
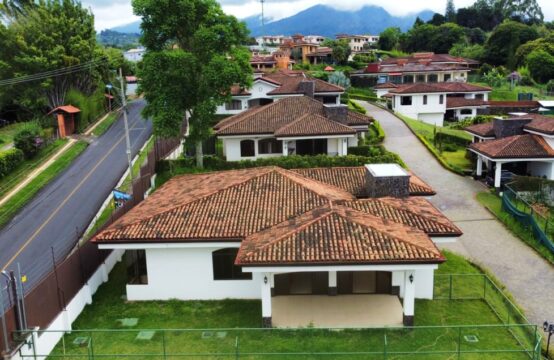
top-left (264, 276), bottom-right (268, 284)
top-left (544, 321), bottom-right (554, 354)
top-left (409, 274), bottom-right (414, 283)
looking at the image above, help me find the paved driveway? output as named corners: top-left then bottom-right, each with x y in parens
top-left (360, 102), bottom-right (554, 327)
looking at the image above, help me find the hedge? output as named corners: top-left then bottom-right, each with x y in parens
top-left (435, 131), bottom-right (471, 147)
top-left (368, 121), bottom-right (385, 144)
top-left (347, 100), bottom-right (367, 114)
top-left (158, 153), bottom-right (406, 173)
top-left (347, 145), bottom-right (384, 157)
top-left (0, 148), bottom-right (24, 178)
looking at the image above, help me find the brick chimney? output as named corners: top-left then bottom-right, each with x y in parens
top-left (492, 116), bottom-right (533, 139)
top-left (324, 104), bottom-right (348, 124)
top-left (365, 164), bottom-right (410, 198)
top-left (298, 79), bottom-right (315, 98)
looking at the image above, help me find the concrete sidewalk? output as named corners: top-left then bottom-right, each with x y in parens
top-left (359, 101), bottom-right (554, 327)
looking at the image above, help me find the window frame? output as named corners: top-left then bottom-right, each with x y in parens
top-left (439, 94), bottom-right (444, 105)
top-left (400, 96), bottom-right (413, 106)
top-left (240, 139), bottom-right (255, 157)
top-left (258, 138), bottom-right (283, 154)
top-left (212, 248), bottom-right (252, 281)
top-left (423, 95), bottom-right (428, 105)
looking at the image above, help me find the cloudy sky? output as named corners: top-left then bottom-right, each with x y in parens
top-left (84, 0), bottom-right (554, 31)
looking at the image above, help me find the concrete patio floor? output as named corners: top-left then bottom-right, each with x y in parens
top-left (272, 294), bottom-right (403, 328)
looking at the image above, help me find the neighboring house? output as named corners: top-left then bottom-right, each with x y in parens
top-left (304, 35), bottom-right (327, 45)
top-left (124, 47), bottom-right (145, 62)
top-left (93, 164), bottom-right (461, 328)
top-left (388, 82), bottom-right (492, 126)
top-left (255, 35), bottom-right (290, 46)
top-left (214, 96), bottom-right (371, 161)
top-left (250, 51), bottom-right (293, 71)
top-left (216, 70), bottom-right (344, 115)
top-left (336, 34), bottom-right (379, 52)
top-left (351, 53), bottom-right (477, 87)
top-left (305, 47), bottom-right (333, 65)
top-left (466, 114), bottom-right (554, 188)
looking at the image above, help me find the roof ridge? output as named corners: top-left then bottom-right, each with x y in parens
top-left (95, 167), bottom-right (280, 240)
top-left (333, 205), bottom-right (442, 258)
top-left (274, 167), bottom-right (356, 201)
top-left (274, 113), bottom-right (311, 134)
top-left (216, 98), bottom-right (287, 133)
top-left (532, 134), bottom-right (554, 155)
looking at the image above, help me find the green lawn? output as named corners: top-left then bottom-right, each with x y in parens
top-left (473, 82), bottom-right (554, 101)
top-left (46, 251), bottom-right (538, 360)
top-left (0, 122), bottom-right (28, 147)
top-left (0, 141), bottom-right (88, 227)
top-left (397, 114), bottom-right (473, 174)
top-left (476, 191), bottom-right (554, 265)
top-left (91, 112), bottom-right (118, 137)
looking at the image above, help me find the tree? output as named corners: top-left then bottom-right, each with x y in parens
top-left (526, 49), bottom-right (554, 83)
top-left (401, 24), bottom-right (436, 53)
top-left (484, 20), bottom-right (539, 68)
top-left (483, 67), bottom-right (506, 87)
top-left (133, 0), bottom-right (252, 167)
top-left (514, 32), bottom-right (554, 67)
top-left (328, 71), bottom-right (350, 89)
top-left (445, 0), bottom-right (456, 23)
top-left (465, 28), bottom-right (486, 45)
top-left (432, 23), bottom-right (466, 54)
top-left (449, 43), bottom-right (485, 61)
top-left (413, 17), bottom-right (425, 27)
top-left (428, 13), bottom-right (446, 26)
top-left (378, 27), bottom-right (401, 51)
top-left (497, 0), bottom-right (544, 24)
top-left (457, 0), bottom-right (503, 31)
top-left (323, 39), bottom-right (351, 65)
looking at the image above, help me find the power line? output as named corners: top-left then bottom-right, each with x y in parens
top-left (0, 58), bottom-right (109, 87)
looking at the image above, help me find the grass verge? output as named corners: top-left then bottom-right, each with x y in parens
top-left (46, 251), bottom-right (537, 359)
top-left (396, 113), bottom-right (473, 175)
top-left (476, 191), bottom-right (554, 266)
top-left (92, 113), bottom-right (119, 137)
top-left (0, 141), bottom-right (88, 227)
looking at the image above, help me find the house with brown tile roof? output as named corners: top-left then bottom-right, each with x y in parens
top-left (216, 69), bottom-right (344, 115)
top-left (214, 96), bottom-right (372, 161)
top-left (93, 164), bottom-right (461, 328)
top-left (465, 114), bottom-right (554, 188)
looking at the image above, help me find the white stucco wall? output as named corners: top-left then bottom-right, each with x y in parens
top-left (126, 247), bottom-right (262, 301)
top-left (418, 113), bottom-right (445, 127)
top-left (391, 269), bottom-right (434, 300)
top-left (393, 93), bottom-right (446, 127)
top-left (216, 80), bottom-right (279, 115)
top-left (527, 161), bottom-right (554, 179)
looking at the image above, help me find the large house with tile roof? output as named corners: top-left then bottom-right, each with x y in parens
top-left (216, 70), bottom-right (344, 115)
top-left (93, 163), bottom-right (461, 328)
top-left (214, 96), bottom-right (372, 161)
top-left (466, 114), bottom-right (554, 188)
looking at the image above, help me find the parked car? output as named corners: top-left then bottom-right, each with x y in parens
top-left (486, 170), bottom-right (516, 188)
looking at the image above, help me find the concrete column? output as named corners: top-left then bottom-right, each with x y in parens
top-left (261, 273), bottom-right (272, 327)
top-left (328, 271), bottom-right (337, 296)
top-left (282, 141), bottom-right (288, 156)
top-left (270, 273), bottom-right (275, 296)
top-left (494, 162), bottom-right (502, 188)
top-left (403, 270), bottom-right (415, 326)
top-left (476, 156), bottom-right (483, 177)
top-left (254, 139), bottom-right (259, 159)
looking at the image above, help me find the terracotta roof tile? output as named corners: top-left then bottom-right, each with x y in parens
top-left (465, 122), bottom-right (495, 138)
top-left (446, 97), bottom-right (485, 109)
top-left (374, 82), bottom-right (399, 89)
top-left (274, 113), bottom-right (355, 137)
top-left (389, 82), bottom-right (491, 94)
top-left (523, 114), bottom-right (554, 135)
top-left (469, 134), bottom-right (554, 159)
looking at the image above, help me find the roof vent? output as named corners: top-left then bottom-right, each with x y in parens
top-left (492, 116), bottom-right (532, 139)
top-left (324, 104), bottom-right (348, 124)
top-left (365, 164), bottom-right (410, 198)
top-left (298, 80), bottom-right (315, 98)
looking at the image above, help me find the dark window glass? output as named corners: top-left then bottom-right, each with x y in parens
top-left (428, 74), bottom-right (438, 83)
top-left (258, 138), bottom-right (283, 154)
top-left (212, 248), bottom-right (252, 280)
top-left (403, 75), bottom-right (414, 83)
top-left (126, 250), bottom-right (148, 285)
top-left (416, 74), bottom-right (426, 82)
top-left (400, 96), bottom-right (412, 106)
top-left (439, 95), bottom-right (444, 104)
top-left (240, 140), bottom-right (255, 157)
top-left (444, 74), bottom-right (451, 82)
top-left (225, 100), bottom-right (242, 110)
top-left (461, 109), bottom-right (473, 115)
top-left (423, 95), bottom-right (428, 105)
top-left (390, 75), bottom-right (402, 84)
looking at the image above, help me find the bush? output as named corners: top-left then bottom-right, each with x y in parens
top-left (14, 123), bottom-right (44, 158)
top-left (440, 143), bottom-right (459, 152)
top-left (0, 148), bottom-right (24, 178)
top-left (66, 86), bottom-right (106, 132)
top-left (547, 80), bottom-right (554, 93)
top-left (158, 153), bottom-right (406, 173)
top-left (347, 100), bottom-right (367, 114)
top-left (435, 131), bottom-right (471, 147)
top-left (347, 145), bottom-right (385, 157)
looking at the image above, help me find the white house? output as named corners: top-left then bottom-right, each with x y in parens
top-left (123, 47), bottom-right (145, 62)
top-left (94, 164), bottom-right (461, 328)
top-left (466, 114), bottom-right (554, 188)
top-left (216, 70), bottom-right (343, 115)
top-left (388, 82), bottom-right (492, 127)
top-left (336, 34), bottom-right (380, 52)
top-left (214, 96), bottom-right (371, 161)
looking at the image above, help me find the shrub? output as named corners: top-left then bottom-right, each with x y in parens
top-left (328, 71), bottom-right (351, 89)
top-left (435, 131), bottom-right (471, 147)
top-left (440, 143), bottom-right (459, 152)
top-left (347, 145), bottom-right (385, 157)
top-left (547, 80), bottom-right (554, 93)
top-left (0, 148), bottom-right (24, 178)
top-left (347, 100), bottom-right (367, 114)
top-left (14, 123), bottom-right (44, 158)
top-left (66, 86), bottom-right (106, 132)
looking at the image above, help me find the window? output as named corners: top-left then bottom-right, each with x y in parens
top-left (212, 248), bottom-right (252, 280)
top-left (439, 95), bottom-right (444, 104)
top-left (240, 140), bottom-right (255, 157)
top-left (475, 94), bottom-right (484, 100)
top-left (428, 74), bottom-right (438, 83)
top-left (390, 75), bottom-right (402, 84)
top-left (126, 250), bottom-right (148, 285)
top-left (225, 100), bottom-right (242, 111)
top-left (444, 74), bottom-right (451, 82)
top-left (416, 74), bottom-right (426, 83)
top-left (460, 109), bottom-right (473, 115)
top-left (258, 138), bottom-right (282, 154)
top-left (400, 96), bottom-right (412, 106)
top-left (423, 95), bottom-right (428, 105)
top-left (403, 75), bottom-right (414, 83)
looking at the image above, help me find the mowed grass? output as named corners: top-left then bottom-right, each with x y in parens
top-left (0, 122), bottom-right (28, 146)
top-left (47, 251), bottom-right (536, 359)
top-left (91, 112), bottom-right (118, 137)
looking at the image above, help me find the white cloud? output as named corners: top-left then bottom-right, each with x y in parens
top-left (86, 0), bottom-right (554, 31)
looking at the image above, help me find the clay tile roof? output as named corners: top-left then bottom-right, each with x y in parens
top-left (263, 71), bottom-right (343, 94)
top-left (230, 85), bottom-right (251, 96)
top-left (374, 82), bottom-right (398, 89)
top-left (274, 113), bottom-right (355, 137)
top-left (469, 134), bottom-right (554, 159)
top-left (324, 66), bottom-right (335, 72)
top-left (290, 167), bottom-right (435, 197)
top-left (214, 96), bottom-right (371, 136)
top-left (524, 114), bottom-right (554, 135)
top-left (389, 82), bottom-right (491, 94)
top-left (446, 97), bottom-right (485, 109)
top-left (48, 105), bottom-right (80, 115)
top-left (465, 122), bottom-right (495, 138)
top-left (235, 205), bottom-right (444, 266)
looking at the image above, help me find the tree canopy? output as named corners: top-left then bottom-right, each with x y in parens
top-left (322, 39), bottom-right (351, 65)
top-left (445, 0), bottom-right (456, 23)
top-left (377, 27), bottom-right (401, 51)
top-left (484, 20), bottom-right (539, 68)
top-left (133, 0), bottom-right (252, 166)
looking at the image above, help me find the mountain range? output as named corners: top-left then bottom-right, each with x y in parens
top-left (109, 5), bottom-right (434, 38)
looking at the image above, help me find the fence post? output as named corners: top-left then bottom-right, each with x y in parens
top-left (235, 335), bottom-right (239, 360)
top-left (483, 276), bottom-right (487, 301)
top-left (457, 326), bottom-right (462, 360)
top-left (89, 331), bottom-right (94, 360)
top-left (449, 275), bottom-right (453, 300)
top-left (162, 330), bottom-right (166, 359)
top-left (383, 328), bottom-right (387, 360)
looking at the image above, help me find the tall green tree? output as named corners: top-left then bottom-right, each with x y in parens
top-left (484, 20), bottom-right (539, 68)
top-left (322, 39), bottom-right (351, 65)
top-left (377, 27), bottom-right (401, 51)
top-left (526, 49), bottom-right (554, 83)
top-left (498, 0), bottom-right (544, 24)
top-left (445, 0), bottom-right (456, 23)
top-left (133, 0), bottom-right (252, 167)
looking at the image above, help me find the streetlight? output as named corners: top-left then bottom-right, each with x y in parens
top-left (544, 321), bottom-right (554, 355)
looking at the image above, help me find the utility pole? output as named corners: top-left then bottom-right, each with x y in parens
top-left (260, 0), bottom-right (265, 51)
top-left (118, 68), bottom-right (133, 186)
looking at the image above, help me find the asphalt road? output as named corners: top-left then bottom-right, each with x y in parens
top-left (0, 99), bottom-right (152, 289)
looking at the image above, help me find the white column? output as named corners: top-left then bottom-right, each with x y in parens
top-left (403, 270), bottom-right (415, 326)
top-left (282, 141), bottom-right (288, 156)
top-left (494, 162), bottom-right (502, 188)
top-left (254, 139), bottom-right (259, 159)
top-left (261, 273), bottom-right (272, 327)
top-left (476, 156), bottom-right (483, 177)
top-left (328, 271), bottom-right (337, 296)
